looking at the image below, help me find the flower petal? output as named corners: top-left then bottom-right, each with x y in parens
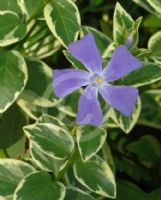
top-left (99, 84), bottom-right (138, 116)
top-left (103, 45), bottom-right (142, 82)
top-left (77, 86), bottom-right (103, 126)
top-left (53, 69), bottom-right (90, 98)
top-left (68, 33), bottom-right (102, 73)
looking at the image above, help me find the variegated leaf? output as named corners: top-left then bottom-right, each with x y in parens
top-left (76, 126), bottom-right (107, 162)
top-left (0, 11), bottom-right (26, 46)
top-left (0, 50), bottom-right (27, 113)
top-left (74, 155), bottom-right (116, 198)
top-left (65, 187), bottom-right (95, 200)
top-left (44, 0), bottom-right (81, 47)
top-left (0, 159), bottom-right (35, 199)
top-left (30, 142), bottom-right (68, 178)
top-left (13, 171), bottom-right (65, 200)
top-left (111, 98), bottom-right (141, 133)
top-left (24, 123), bottom-right (74, 160)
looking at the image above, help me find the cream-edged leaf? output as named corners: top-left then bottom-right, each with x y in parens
top-left (76, 126), bottom-right (107, 162)
top-left (24, 123), bottom-right (74, 160)
top-left (111, 98), bottom-right (141, 133)
top-left (65, 187), bottom-right (95, 200)
top-left (13, 171), bottom-right (65, 200)
top-left (74, 155), bottom-right (116, 198)
top-left (0, 11), bottom-right (26, 46)
top-left (0, 159), bottom-right (35, 199)
top-left (0, 50), bottom-right (27, 113)
top-left (30, 142), bottom-right (68, 178)
top-left (44, 0), bottom-right (81, 47)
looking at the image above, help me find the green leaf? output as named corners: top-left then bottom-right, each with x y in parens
top-left (89, 0), bottom-right (104, 8)
top-left (74, 155), bottom-right (116, 198)
top-left (126, 135), bottom-right (161, 167)
top-left (81, 26), bottom-right (111, 55)
top-left (19, 58), bottom-right (56, 107)
top-left (0, 104), bottom-right (27, 158)
top-left (57, 89), bottom-right (82, 117)
top-left (147, 0), bottom-right (161, 14)
top-left (37, 114), bottom-right (68, 131)
top-left (0, 50), bottom-right (27, 113)
top-left (148, 30), bottom-right (161, 61)
top-left (132, 17), bottom-right (142, 48)
top-left (144, 15), bottom-right (161, 29)
top-left (120, 63), bottom-right (161, 87)
top-left (111, 98), bottom-right (141, 133)
top-left (0, 159), bottom-right (35, 199)
top-left (24, 123), bottom-right (74, 160)
top-left (63, 50), bottom-right (86, 70)
top-left (0, 11), bottom-right (26, 46)
top-left (0, 150), bottom-right (7, 158)
top-left (65, 187), bottom-right (95, 200)
top-left (101, 141), bottom-right (116, 174)
top-left (132, 48), bottom-right (151, 59)
top-left (30, 142), bottom-right (67, 178)
top-left (116, 180), bottom-right (150, 200)
top-left (113, 2), bottom-right (134, 46)
top-left (102, 42), bottom-right (115, 60)
top-left (17, 0), bottom-right (44, 18)
top-left (115, 148), bottom-right (153, 183)
top-left (0, 0), bottom-right (21, 13)
top-left (17, 99), bottom-right (59, 120)
top-left (117, 180), bottom-right (161, 200)
top-left (76, 126), bottom-right (107, 162)
top-left (44, 0), bottom-right (81, 47)
top-left (25, 35), bottom-right (60, 59)
top-left (23, 19), bottom-right (60, 59)
top-left (150, 186), bottom-right (161, 200)
top-left (17, 100), bottom-right (44, 120)
top-left (64, 167), bottom-right (90, 193)
top-left (113, 3), bottom-right (141, 48)
top-left (13, 171), bottom-right (65, 200)
top-left (132, 0), bottom-right (161, 17)
top-left (103, 107), bottom-right (117, 128)
top-left (139, 90), bottom-right (161, 129)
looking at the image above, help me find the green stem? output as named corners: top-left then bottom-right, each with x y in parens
top-left (71, 125), bottom-right (78, 136)
top-left (3, 149), bottom-right (10, 158)
top-left (56, 147), bottom-right (78, 182)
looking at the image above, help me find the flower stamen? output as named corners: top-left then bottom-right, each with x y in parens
top-left (90, 74), bottom-right (104, 87)
top-left (96, 76), bottom-right (103, 84)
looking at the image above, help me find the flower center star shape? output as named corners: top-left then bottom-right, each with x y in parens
top-left (53, 33), bottom-right (142, 126)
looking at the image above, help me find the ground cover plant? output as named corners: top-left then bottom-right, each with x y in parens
top-left (0, 0), bottom-right (161, 199)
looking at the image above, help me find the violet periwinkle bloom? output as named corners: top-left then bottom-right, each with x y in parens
top-left (53, 33), bottom-right (142, 126)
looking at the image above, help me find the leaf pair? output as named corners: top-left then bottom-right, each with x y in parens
top-left (23, 114), bottom-right (116, 198)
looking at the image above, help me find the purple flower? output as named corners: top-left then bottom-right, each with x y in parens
top-left (53, 33), bottom-right (142, 126)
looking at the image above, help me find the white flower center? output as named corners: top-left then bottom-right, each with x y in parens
top-left (90, 74), bottom-right (104, 87)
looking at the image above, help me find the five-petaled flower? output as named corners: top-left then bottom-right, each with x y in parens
top-left (53, 33), bottom-right (142, 126)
